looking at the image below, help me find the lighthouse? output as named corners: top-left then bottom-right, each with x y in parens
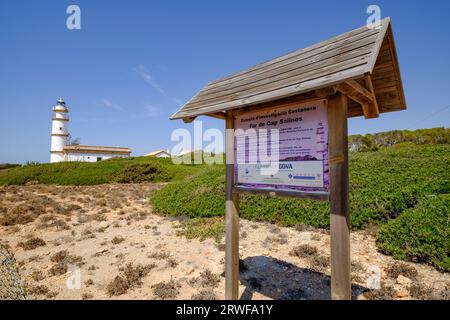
top-left (50, 98), bottom-right (69, 163)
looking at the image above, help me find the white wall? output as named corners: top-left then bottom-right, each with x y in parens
top-left (66, 153), bottom-right (129, 162)
top-left (50, 108), bottom-right (69, 163)
top-left (50, 152), bottom-right (65, 163)
top-left (155, 153), bottom-right (170, 158)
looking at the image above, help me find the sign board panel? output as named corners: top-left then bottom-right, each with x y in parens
top-left (234, 99), bottom-right (329, 193)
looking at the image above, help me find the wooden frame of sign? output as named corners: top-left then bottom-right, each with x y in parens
top-left (170, 18), bottom-right (406, 300)
top-left (224, 92), bottom-right (350, 299)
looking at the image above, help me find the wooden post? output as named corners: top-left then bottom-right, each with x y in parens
top-left (225, 111), bottom-right (239, 300)
top-left (327, 93), bottom-right (351, 300)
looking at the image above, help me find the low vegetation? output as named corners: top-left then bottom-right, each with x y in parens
top-left (191, 289), bottom-right (217, 300)
top-left (376, 194), bottom-right (450, 271)
top-left (106, 263), bottom-right (156, 296)
top-left (384, 262), bottom-right (418, 280)
top-left (151, 145), bottom-right (449, 228)
top-left (348, 127), bottom-right (449, 151)
top-left (0, 163), bottom-right (21, 170)
top-left (17, 237), bottom-right (46, 251)
top-left (0, 157), bottom-right (201, 185)
top-left (151, 279), bottom-right (181, 300)
top-left (151, 144), bottom-right (449, 271)
top-left (0, 128), bottom-right (448, 272)
top-left (188, 269), bottom-right (221, 289)
top-left (48, 250), bottom-right (84, 276)
top-left (289, 244), bottom-right (318, 258)
top-left (175, 217), bottom-right (225, 243)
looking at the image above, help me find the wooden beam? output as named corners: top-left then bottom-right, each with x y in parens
top-left (337, 79), bottom-right (379, 119)
top-left (363, 75), bottom-right (380, 118)
top-left (327, 93), bottom-right (351, 300)
top-left (225, 111), bottom-right (239, 300)
top-left (182, 116), bottom-right (196, 123)
top-left (315, 85), bottom-right (337, 97)
top-left (232, 88), bottom-right (332, 117)
top-left (233, 186), bottom-right (329, 201)
top-left (346, 80), bottom-right (373, 101)
top-left (206, 112), bottom-right (226, 120)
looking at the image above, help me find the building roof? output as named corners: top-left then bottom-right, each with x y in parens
top-left (145, 150), bottom-right (171, 157)
top-left (63, 145), bottom-right (131, 155)
top-left (171, 18), bottom-right (405, 121)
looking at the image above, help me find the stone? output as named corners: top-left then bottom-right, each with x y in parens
top-left (98, 221), bottom-right (109, 229)
top-left (396, 275), bottom-right (412, 287)
top-left (94, 248), bottom-right (108, 256)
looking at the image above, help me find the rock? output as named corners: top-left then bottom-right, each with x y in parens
top-left (94, 248), bottom-right (108, 256)
top-left (98, 221), bottom-right (109, 229)
top-left (396, 275), bottom-right (412, 287)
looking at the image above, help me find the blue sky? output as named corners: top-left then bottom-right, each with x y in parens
top-left (0, 0), bottom-right (449, 163)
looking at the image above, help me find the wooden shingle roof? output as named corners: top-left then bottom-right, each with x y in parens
top-left (171, 17), bottom-right (405, 121)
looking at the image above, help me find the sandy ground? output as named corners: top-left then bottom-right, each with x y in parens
top-left (0, 183), bottom-right (448, 300)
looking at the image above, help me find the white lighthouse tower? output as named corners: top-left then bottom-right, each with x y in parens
top-left (50, 98), bottom-right (69, 163)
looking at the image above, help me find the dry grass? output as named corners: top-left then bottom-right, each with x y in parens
top-left (351, 260), bottom-right (364, 273)
top-left (263, 234), bottom-right (288, 246)
top-left (0, 192), bottom-right (75, 227)
top-left (311, 234), bottom-right (321, 241)
top-left (384, 262), bottom-right (418, 280)
top-left (166, 258), bottom-right (178, 268)
top-left (82, 293), bottom-right (94, 300)
top-left (31, 270), bottom-right (45, 282)
top-left (37, 218), bottom-right (70, 230)
top-left (409, 282), bottom-right (433, 300)
top-left (17, 237), bottom-right (46, 250)
top-left (106, 263), bottom-right (156, 296)
top-left (148, 251), bottom-right (170, 260)
top-left (26, 284), bottom-right (57, 298)
top-left (310, 255), bottom-right (330, 270)
top-left (111, 236), bottom-right (125, 245)
top-left (48, 250), bottom-right (84, 276)
top-left (294, 223), bottom-right (307, 232)
top-left (152, 279), bottom-right (181, 300)
top-left (191, 289), bottom-right (217, 300)
top-left (289, 244), bottom-right (318, 258)
top-left (26, 284), bottom-right (50, 296)
top-left (189, 269), bottom-right (220, 289)
top-left (48, 263), bottom-right (68, 276)
top-left (363, 285), bottom-right (397, 300)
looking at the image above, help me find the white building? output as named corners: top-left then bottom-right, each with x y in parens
top-left (50, 98), bottom-right (131, 163)
top-left (144, 150), bottom-right (171, 158)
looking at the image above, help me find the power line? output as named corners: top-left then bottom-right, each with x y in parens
top-left (406, 105), bottom-right (450, 129)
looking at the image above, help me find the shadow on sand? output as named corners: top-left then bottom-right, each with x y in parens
top-left (237, 256), bottom-right (368, 300)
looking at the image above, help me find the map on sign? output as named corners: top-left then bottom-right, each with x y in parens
top-left (234, 99), bottom-right (329, 193)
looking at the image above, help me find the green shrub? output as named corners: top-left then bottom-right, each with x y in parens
top-left (151, 145), bottom-right (450, 229)
top-left (0, 163), bottom-right (21, 170)
top-left (0, 156), bottom-right (202, 185)
top-left (175, 217), bottom-right (224, 243)
top-left (349, 127), bottom-right (450, 151)
top-left (376, 194), bottom-right (450, 271)
top-left (114, 163), bottom-right (172, 183)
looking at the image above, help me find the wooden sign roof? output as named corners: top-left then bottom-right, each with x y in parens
top-left (171, 17), bottom-right (405, 122)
